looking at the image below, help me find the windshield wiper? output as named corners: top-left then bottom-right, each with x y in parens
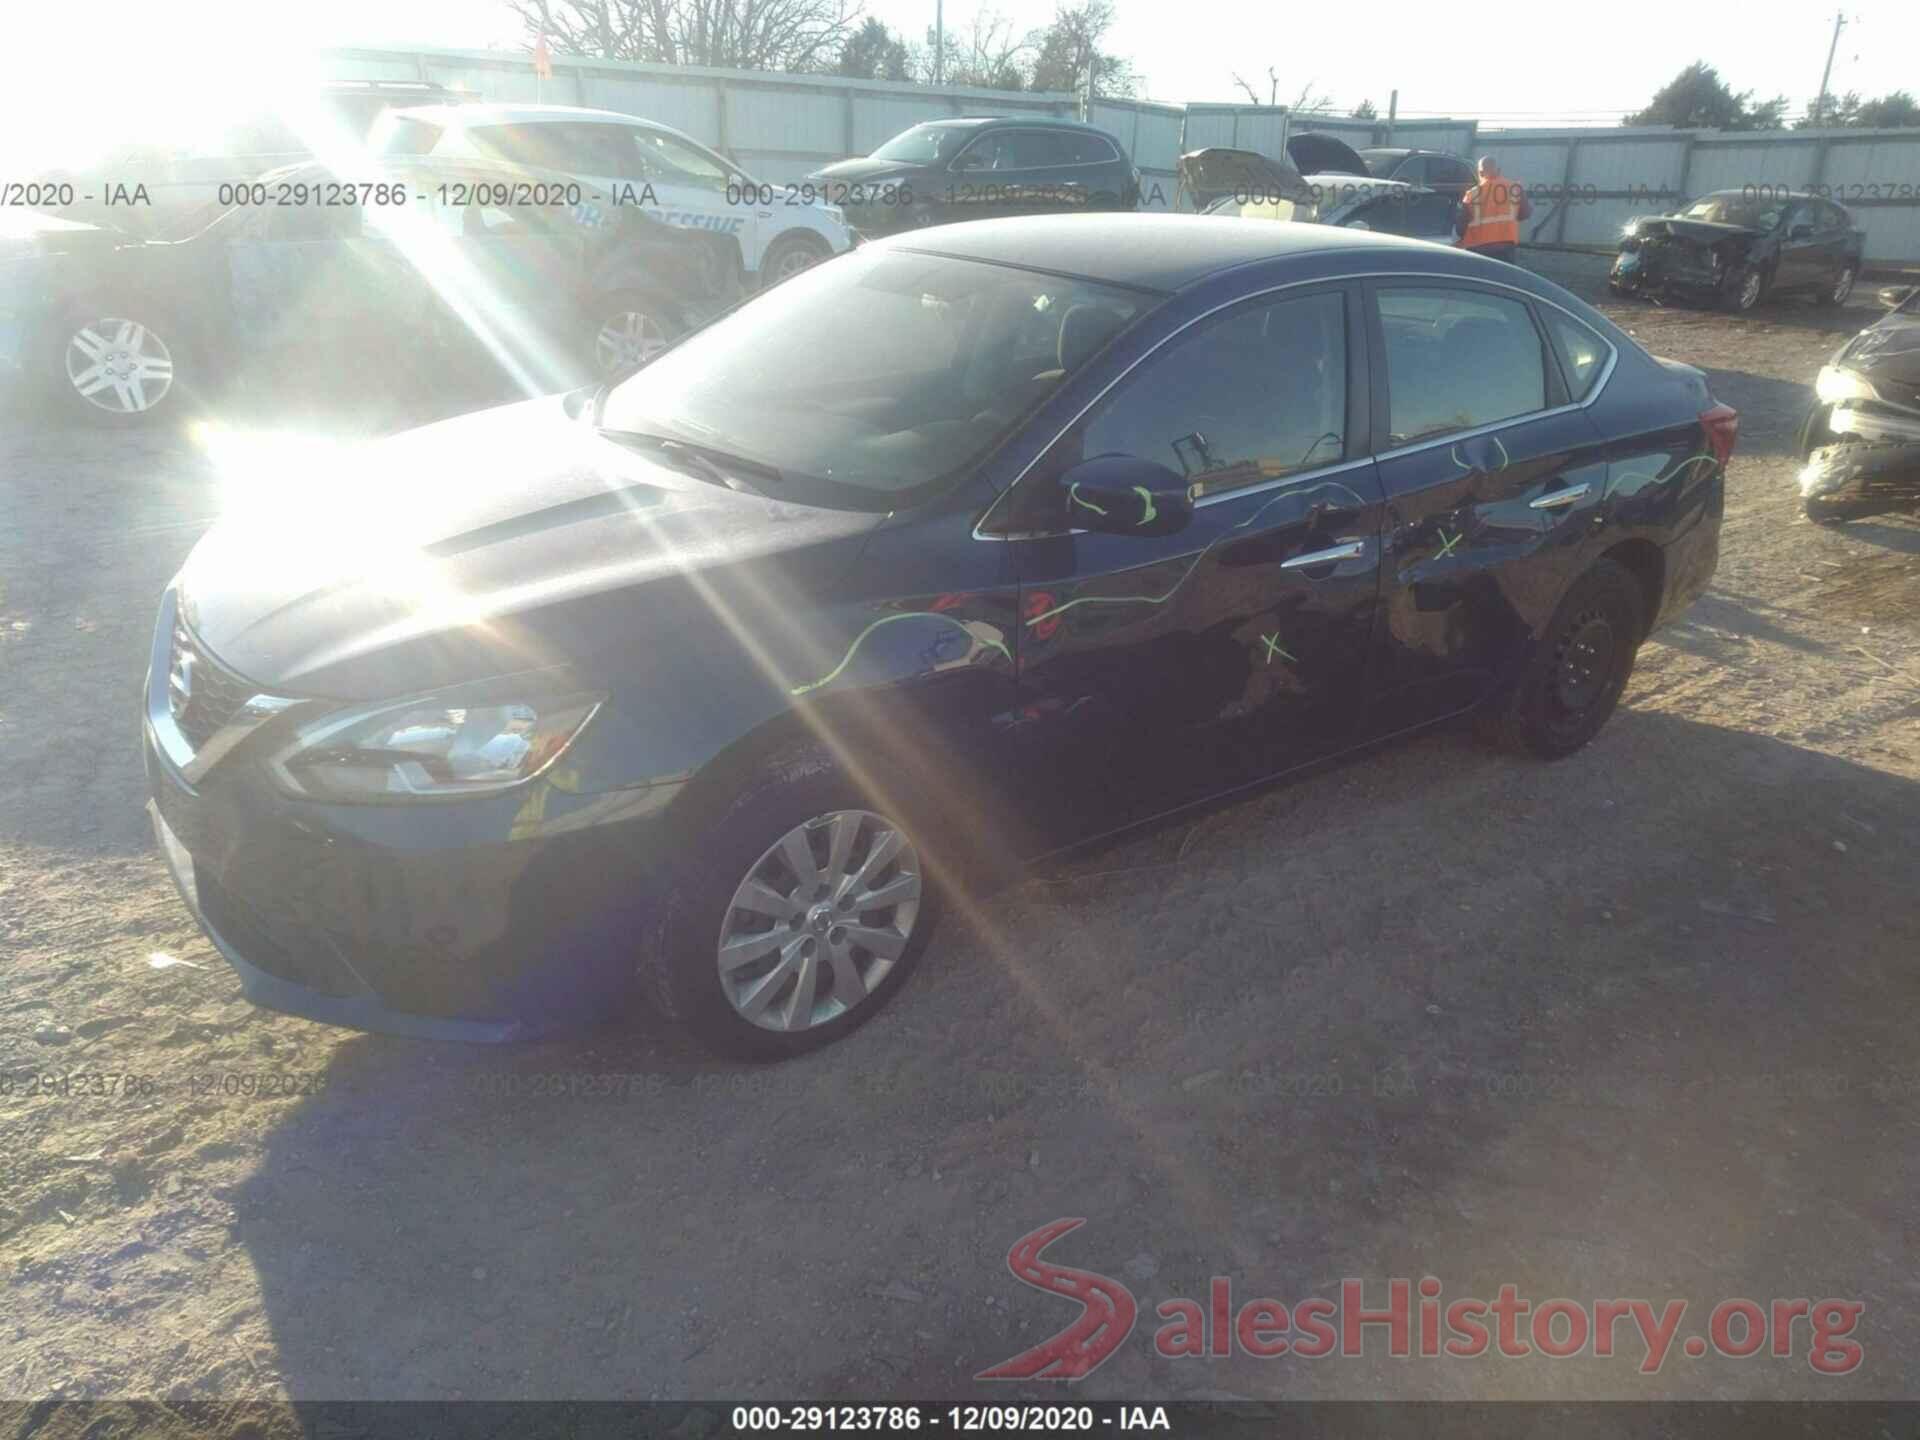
top-left (595, 428), bottom-right (784, 495)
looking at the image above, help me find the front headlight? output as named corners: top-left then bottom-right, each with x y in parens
top-left (268, 693), bottom-right (601, 800)
top-left (1621, 220), bottom-right (1642, 238)
top-left (1815, 364), bottom-right (1880, 406)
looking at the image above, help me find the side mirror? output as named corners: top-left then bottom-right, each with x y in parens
top-left (1789, 223), bottom-right (1814, 240)
top-left (1878, 285), bottom-right (1916, 309)
top-left (1058, 455), bottom-right (1193, 537)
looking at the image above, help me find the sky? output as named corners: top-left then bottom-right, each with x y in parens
top-left (3, 0), bottom-right (1916, 174)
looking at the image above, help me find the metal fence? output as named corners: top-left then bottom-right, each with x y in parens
top-left (323, 45), bottom-right (1920, 264)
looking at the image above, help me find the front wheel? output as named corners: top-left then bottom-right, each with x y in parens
top-left (1818, 264), bottom-right (1856, 308)
top-left (1476, 559), bottom-right (1646, 760)
top-left (650, 754), bottom-right (940, 1059)
top-left (588, 291), bottom-right (682, 379)
top-left (56, 310), bottom-right (190, 424)
top-left (1722, 264), bottom-right (1765, 313)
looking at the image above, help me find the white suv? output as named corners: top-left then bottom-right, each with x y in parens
top-left (377, 104), bottom-right (851, 290)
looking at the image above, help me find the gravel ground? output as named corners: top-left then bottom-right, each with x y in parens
top-left (3, 250), bottom-right (1919, 1418)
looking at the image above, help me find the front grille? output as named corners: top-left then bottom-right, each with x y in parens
top-left (168, 616), bottom-right (254, 753)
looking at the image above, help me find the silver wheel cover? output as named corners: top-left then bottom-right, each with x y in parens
top-left (67, 318), bottom-right (174, 414)
top-left (1833, 267), bottom-right (1854, 304)
top-left (716, 809), bottom-right (922, 1032)
top-left (594, 310), bottom-right (668, 375)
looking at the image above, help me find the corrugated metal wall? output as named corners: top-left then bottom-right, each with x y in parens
top-left (322, 46), bottom-right (1920, 262)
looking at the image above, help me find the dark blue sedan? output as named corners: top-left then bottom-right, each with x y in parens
top-left (145, 215), bottom-right (1734, 1057)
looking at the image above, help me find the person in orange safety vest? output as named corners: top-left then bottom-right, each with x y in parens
top-left (1455, 156), bottom-right (1532, 263)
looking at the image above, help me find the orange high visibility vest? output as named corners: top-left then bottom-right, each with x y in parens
top-left (1462, 179), bottom-right (1521, 249)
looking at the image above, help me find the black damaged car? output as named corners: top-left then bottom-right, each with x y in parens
top-left (1797, 282), bottom-right (1920, 522)
top-left (145, 216), bottom-right (1733, 1058)
top-left (1610, 190), bottom-right (1865, 314)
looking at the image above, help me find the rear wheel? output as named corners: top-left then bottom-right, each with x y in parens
top-left (651, 753), bottom-right (941, 1059)
top-left (758, 231), bottom-right (833, 289)
top-left (1818, 264), bottom-right (1856, 308)
top-left (1476, 559), bottom-right (1645, 760)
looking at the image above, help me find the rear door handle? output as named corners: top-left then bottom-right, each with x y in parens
top-left (1281, 539), bottom-right (1368, 570)
top-left (1530, 482), bottom-right (1591, 510)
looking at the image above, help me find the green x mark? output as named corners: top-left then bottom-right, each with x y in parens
top-left (1260, 632), bottom-right (1297, 666)
top-left (1436, 528), bottom-right (1462, 559)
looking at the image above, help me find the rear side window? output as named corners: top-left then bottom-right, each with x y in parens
top-left (1059, 131), bottom-right (1120, 165)
top-left (1378, 287), bottom-right (1547, 444)
top-left (1078, 290), bottom-right (1348, 496)
top-left (1432, 157), bottom-right (1475, 188)
top-left (1543, 309), bottom-right (1609, 401)
top-left (466, 123), bottom-right (582, 171)
top-left (374, 116), bottom-right (445, 156)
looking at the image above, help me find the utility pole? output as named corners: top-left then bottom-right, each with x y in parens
top-left (1812, 10), bottom-right (1846, 127)
top-left (1268, 68), bottom-right (1277, 106)
top-left (934, 0), bottom-right (944, 85)
top-left (1385, 88), bottom-right (1398, 145)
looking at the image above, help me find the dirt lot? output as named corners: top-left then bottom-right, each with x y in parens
top-left (3, 250), bottom-right (1919, 1418)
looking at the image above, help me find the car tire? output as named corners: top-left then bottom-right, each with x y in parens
top-left (1476, 559), bottom-right (1645, 761)
top-left (758, 232), bottom-right (833, 290)
top-left (1722, 263), bottom-right (1766, 314)
top-left (1817, 264), bottom-right (1856, 308)
top-left (587, 291), bottom-right (683, 380)
top-left (52, 305), bottom-right (197, 425)
top-left (650, 746), bottom-right (942, 1060)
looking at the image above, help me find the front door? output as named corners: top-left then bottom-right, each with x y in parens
top-left (1007, 284), bottom-right (1389, 848)
top-left (1363, 280), bottom-right (1613, 732)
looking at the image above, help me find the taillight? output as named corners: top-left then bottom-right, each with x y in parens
top-left (1701, 403), bottom-right (1739, 468)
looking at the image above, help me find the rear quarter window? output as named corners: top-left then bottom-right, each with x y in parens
top-left (1543, 309), bottom-right (1609, 401)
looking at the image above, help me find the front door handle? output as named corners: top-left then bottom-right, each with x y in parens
top-left (1530, 482), bottom-right (1591, 510)
top-left (1281, 539), bottom-right (1367, 570)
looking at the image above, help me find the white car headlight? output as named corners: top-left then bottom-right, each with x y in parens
top-left (1815, 365), bottom-right (1879, 406)
top-left (268, 693), bottom-right (601, 800)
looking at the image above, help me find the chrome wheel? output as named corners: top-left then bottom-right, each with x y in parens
top-left (716, 809), bottom-right (923, 1033)
top-left (593, 309), bottom-right (669, 375)
top-left (1832, 267), bottom-right (1855, 305)
top-left (67, 318), bottom-right (173, 414)
top-left (1736, 269), bottom-right (1762, 311)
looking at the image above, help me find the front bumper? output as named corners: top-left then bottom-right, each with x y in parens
top-left (144, 683), bottom-right (683, 1043)
top-left (1798, 440), bottom-right (1920, 520)
top-left (1610, 247), bottom-right (1725, 298)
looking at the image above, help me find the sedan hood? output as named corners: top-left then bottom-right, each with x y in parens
top-left (1177, 147), bottom-right (1314, 209)
top-left (1634, 217), bottom-right (1763, 244)
top-left (1838, 311), bottom-right (1920, 389)
top-left (178, 394), bottom-right (886, 700)
top-left (1285, 133), bottom-right (1370, 179)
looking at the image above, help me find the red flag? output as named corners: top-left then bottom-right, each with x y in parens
top-left (532, 34), bottom-right (554, 81)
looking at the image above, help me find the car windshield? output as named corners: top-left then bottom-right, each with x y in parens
top-left (1682, 194), bottom-right (1779, 229)
top-left (1359, 150), bottom-right (1407, 178)
top-left (870, 123), bottom-right (974, 165)
top-left (600, 248), bottom-right (1155, 510)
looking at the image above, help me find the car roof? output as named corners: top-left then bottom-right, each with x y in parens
top-left (870, 212), bottom-right (1466, 292)
top-left (944, 115), bottom-right (1115, 131)
top-left (392, 102), bottom-right (686, 134)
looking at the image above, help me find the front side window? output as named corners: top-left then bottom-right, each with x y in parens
top-left (465, 123), bottom-right (580, 172)
top-left (1681, 193), bottom-right (1781, 230)
top-left (601, 248), bottom-right (1154, 508)
top-left (1068, 291), bottom-right (1348, 497)
top-left (1379, 287), bottom-right (1547, 444)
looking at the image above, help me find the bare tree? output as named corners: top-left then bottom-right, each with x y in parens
top-left (938, 8), bottom-right (1033, 90)
top-left (510, 0), bottom-right (863, 72)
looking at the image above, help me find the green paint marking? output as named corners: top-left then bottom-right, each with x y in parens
top-left (1068, 483), bottom-right (1108, 517)
top-left (790, 611), bottom-right (1013, 697)
top-left (1260, 632), bottom-right (1297, 666)
top-left (1133, 486), bottom-right (1157, 526)
top-left (1436, 528), bottom-right (1462, 558)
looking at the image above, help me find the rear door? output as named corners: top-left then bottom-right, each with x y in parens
top-left (1777, 200), bottom-right (1828, 294)
top-left (1008, 284), bottom-right (1389, 847)
top-left (1364, 280), bottom-right (1614, 731)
